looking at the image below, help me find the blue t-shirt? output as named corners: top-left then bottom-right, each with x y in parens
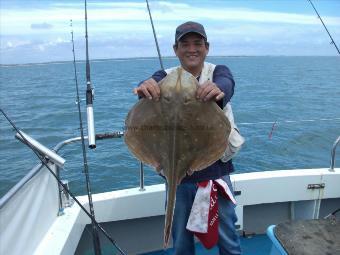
top-left (142, 65), bottom-right (235, 183)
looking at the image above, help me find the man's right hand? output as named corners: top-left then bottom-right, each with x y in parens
top-left (133, 78), bottom-right (160, 101)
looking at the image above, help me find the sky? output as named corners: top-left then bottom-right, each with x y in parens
top-left (0, 0), bottom-right (340, 64)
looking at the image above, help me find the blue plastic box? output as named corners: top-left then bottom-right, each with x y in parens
top-left (266, 225), bottom-right (288, 255)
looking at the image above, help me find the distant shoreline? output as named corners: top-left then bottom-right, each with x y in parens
top-left (0, 55), bottom-right (337, 67)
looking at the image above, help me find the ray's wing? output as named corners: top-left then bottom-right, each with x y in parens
top-left (177, 100), bottom-right (231, 172)
top-left (124, 99), bottom-right (165, 168)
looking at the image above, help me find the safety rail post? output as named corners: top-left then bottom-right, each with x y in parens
top-left (139, 162), bottom-right (145, 191)
top-left (56, 165), bottom-right (64, 216)
top-left (330, 136), bottom-right (340, 171)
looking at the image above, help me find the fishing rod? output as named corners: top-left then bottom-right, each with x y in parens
top-left (0, 108), bottom-right (126, 255)
top-left (70, 19), bottom-right (102, 255)
top-left (85, 0), bottom-right (96, 148)
top-left (307, 0), bottom-right (340, 55)
top-left (145, 0), bottom-right (164, 70)
top-left (140, 0), bottom-right (165, 177)
top-left (236, 117), bottom-right (340, 139)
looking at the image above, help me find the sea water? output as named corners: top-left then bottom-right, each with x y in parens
top-left (0, 56), bottom-right (339, 197)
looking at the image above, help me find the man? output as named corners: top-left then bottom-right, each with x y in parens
top-left (134, 21), bottom-right (241, 255)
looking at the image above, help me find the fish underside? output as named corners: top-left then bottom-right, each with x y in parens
top-left (125, 67), bottom-right (231, 248)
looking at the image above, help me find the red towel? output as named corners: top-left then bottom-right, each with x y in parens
top-left (186, 179), bottom-right (236, 249)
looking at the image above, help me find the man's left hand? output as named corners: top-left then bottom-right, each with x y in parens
top-left (196, 81), bottom-right (225, 102)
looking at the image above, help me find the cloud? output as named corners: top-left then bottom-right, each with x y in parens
top-left (1, 1), bottom-right (339, 64)
top-left (1, 37), bottom-right (68, 52)
top-left (2, 1), bottom-right (340, 25)
top-left (30, 22), bottom-right (53, 30)
top-left (35, 37), bottom-right (69, 51)
top-left (147, 1), bottom-right (190, 13)
top-left (1, 40), bottom-right (31, 50)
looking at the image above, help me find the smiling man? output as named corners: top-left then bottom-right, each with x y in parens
top-left (134, 21), bottom-right (241, 254)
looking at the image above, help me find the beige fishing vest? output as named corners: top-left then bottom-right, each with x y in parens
top-left (165, 62), bottom-right (244, 162)
top-left (165, 62), bottom-right (215, 84)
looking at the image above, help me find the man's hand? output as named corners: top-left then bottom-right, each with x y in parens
top-left (196, 81), bottom-right (225, 102)
top-left (133, 78), bottom-right (160, 101)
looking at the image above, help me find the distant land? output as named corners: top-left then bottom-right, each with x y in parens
top-left (0, 55), bottom-right (337, 67)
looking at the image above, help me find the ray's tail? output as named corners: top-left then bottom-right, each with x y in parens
top-left (164, 178), bottom-right (178, 248)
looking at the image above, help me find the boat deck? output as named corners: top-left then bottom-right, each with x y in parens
top-left (141, 234), bottom-right (271, 255)
top-left (273, 218), bottom-right (340, 255)
top-left (83, 234), bottom-right (271, 254)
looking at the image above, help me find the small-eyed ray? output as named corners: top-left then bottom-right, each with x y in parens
top-left (124, 67), bottom-right (231, 248)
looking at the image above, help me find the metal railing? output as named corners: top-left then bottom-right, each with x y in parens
top-left (2, 132), bottom-right (339, 209)
top-left (330, 136), bottom-right (340, 171)
top-left (0, 163), bottom-right (45, 209)
top-left (0, 131), bottom-right (151, 211)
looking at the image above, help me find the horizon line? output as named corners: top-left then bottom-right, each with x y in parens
top-left (0, 55), bottom-right (338, 67)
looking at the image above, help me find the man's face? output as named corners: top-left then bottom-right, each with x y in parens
top-left (173, 33), bottom-right (209, 74)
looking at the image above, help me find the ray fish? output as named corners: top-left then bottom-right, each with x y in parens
top-left (124, 67), bottom-right (231, 247)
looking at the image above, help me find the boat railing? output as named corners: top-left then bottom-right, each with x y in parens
top-left (0, 131), bottom-right (138, 255)
top-left (0, 160), bottom-right (60, 255)
top-left (2, 132), bottom-right (340, 210)
top-left (330, 136), bottom-right (340, 171)
top-left (0, 131), bottom-right (150, 211)
top-left (53, 131), bottom-right (146, 191)
top-left (0, 162), bottom-right (45, 210)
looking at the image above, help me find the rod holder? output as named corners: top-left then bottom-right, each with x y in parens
top-left (60, 180), bottom-right (73, 208)
top-left (86, 85), bottom-right (96, 149)
top-left (15, 130), bottom-right (65, 168)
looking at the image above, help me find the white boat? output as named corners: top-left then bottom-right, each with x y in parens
top-left (0, 132), bottom-right (339, 255)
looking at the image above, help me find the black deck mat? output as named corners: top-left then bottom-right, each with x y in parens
top-left (274, 218), bottom-right (340, 255)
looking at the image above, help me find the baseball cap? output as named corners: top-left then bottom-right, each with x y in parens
top-left (175, 21), bottom-right (207, 42)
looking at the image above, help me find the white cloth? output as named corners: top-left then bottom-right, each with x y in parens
top-left (186, 178), bottom-right (236, 233)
